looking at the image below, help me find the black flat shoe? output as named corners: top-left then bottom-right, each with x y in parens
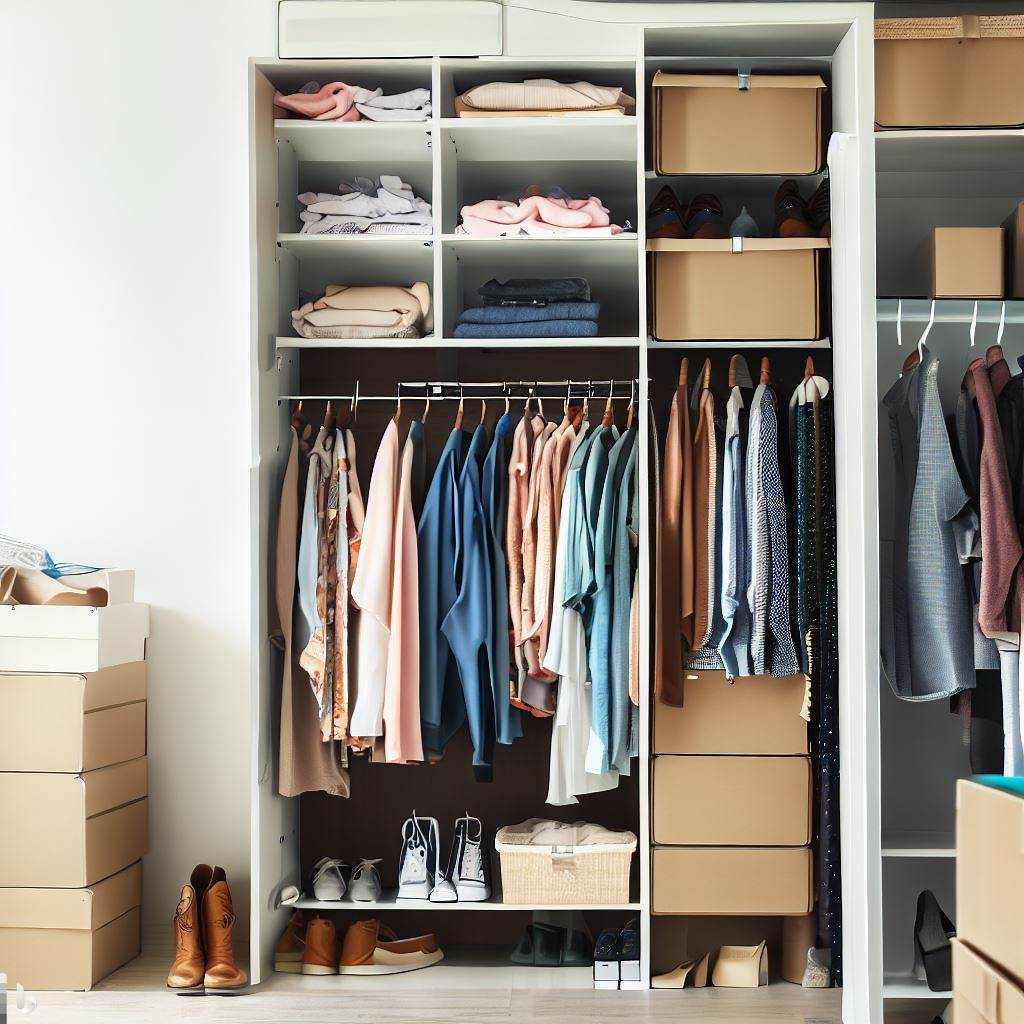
top-left (914, 890), bottom-right (955, 992)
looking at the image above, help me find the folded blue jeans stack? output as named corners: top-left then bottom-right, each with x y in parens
top-left (453, 277), bottom-right (600, 339)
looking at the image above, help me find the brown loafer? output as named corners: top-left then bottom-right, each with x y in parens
top-left (302, 917), bottom-right (340, 975)
top-left (339, 919), bottom-right (444, 975)
top-left (774, 180), bottom-right (814, 237)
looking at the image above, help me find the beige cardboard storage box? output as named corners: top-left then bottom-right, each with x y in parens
top-left (0, 861), bottom-right (141, 991)
top-left (0, 662), bottom-right (146, 772)
top-left (654, 671), bottom-right (808, 755)
top-left (652, 755), bottom-right (811, 846)
top-left (651, 72), bottom-right (826, 175)
top-left (957, 779), bottom-right (1024, 985)
top-left (648, 238), bottom-right (829, 341)
top-left (954, 937), bottom-right (1024, 1024)
top-left (933, 228), bottom-right (1004, 299)
top-left (652, 846), bottom-right (812, 915)
top-left (0, 758), bottom-right (147, 887)
top-left (876, 17), bottom-right (1024, 129)
top-left (1004, 203), bottom-right (1024, 298)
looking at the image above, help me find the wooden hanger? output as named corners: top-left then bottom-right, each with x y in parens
top-left (759, 356), bottom-right (771, 385)
top-left (804, 356), bottom-right (815, 381)
top-left (479, 398), bottom-right (487, 425)
top-left (422, 394), bottom-right (430, 422)
top-left (702, 358), bottom-right (712, 391)
top-left (678, 358), bottom-right (689, 393)
top-left (323, 399), bottom-right (336, 431)
top-left (626, 380), bottom-right (635, 429)
top-left (728, 356), bottom-right (738, 389)
top-left (392, 385), bottom-right (402, 425)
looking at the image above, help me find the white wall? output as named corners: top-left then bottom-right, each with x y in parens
top-left (0, 0), bottom-right (276, 952)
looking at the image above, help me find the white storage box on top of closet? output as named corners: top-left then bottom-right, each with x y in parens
top-left (248, 7), bottom-right (876, 1023)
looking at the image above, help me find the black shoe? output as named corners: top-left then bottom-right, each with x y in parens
top-left (914, 890), bottom-right (955, 992)
top-left (618, 918), bottom-right (639, 961)
top-left (594, 927), bottom-right (620, 963)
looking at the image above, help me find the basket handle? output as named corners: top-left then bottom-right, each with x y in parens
top-left (550, 847), bottom-right (578, 872)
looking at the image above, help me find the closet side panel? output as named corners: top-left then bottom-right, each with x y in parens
top-left (830, 16), bottom-right (883, 1024)
top-left (249, 62), bottom-right (299, 986)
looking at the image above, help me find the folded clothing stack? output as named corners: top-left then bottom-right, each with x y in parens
top-left (274, 81), bottom-right (431, 122)
top-left (498, 819), bottom-right (637, 847)
top-left (458, 189), bottom-right (623, 238)
top-left (453, 278), bottom-right (599, 338)
top-left (298, 176), bottom-right (432, 236)
top-left (291, 283), bottom-right (432, 340)
top-left (455, 79), bottom-right (635, 118)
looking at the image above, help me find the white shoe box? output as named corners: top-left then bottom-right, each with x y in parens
top-left (594, 960), bottom-right (619, 990)
top-left (619, 958), bottom-right (643, 989)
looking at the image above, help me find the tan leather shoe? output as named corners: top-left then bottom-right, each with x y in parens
top-left (275, 911), bottom-right (307, 974)
top-left (338, 919), bottom-right (444, 975)
top-left (166, 868), bottom-right (209, 990)
top-left (302, 917), bottom-right (340, 975)
top-left (202, 866), bottom-right (248, 990)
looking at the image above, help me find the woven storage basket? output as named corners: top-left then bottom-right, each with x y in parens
top-left (495, 821), bottom-right (637, 905)
top-left (876, 16), bottom-right (1024, 39)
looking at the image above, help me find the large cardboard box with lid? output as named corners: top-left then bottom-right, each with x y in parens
top-left (648, 238), bottom-right (829, 341)
top-left (650, 71), bottom-right (826, 175)
top-left (0, 662), bottom-right (146, 772)
top-left (932, 228), bottom-right (1004, 299)
top-left (0, 861), bottom-right (141, 990)
top-left (654, 671), bottom-right (809, 755)
top-left (957, 778), bottom-right (1024, 986)
top-left (876, 17), bottom-right (1024, 130)
top-left (652, 755), bottom-right (811, 847)
top-left (0, 758), bottom-right (147, 887)
top-left (954, 937), bottom-right (1024, 1024)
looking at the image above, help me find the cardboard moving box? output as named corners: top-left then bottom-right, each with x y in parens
top-left (876, 18), bottom-right (1024, 129)
top-left (652, 846), bottom-right (812, 915)
top-left (0, 861), bottom-right (141, 991)
top-left (648, 237), bottom-right (829, 341)
top-left (652, 755), bottom-right (811, 847)
top-left (1004, 202), bottom-right (1024, 298)
top-left (957, 779), bottom-right (1024, 987)
top-left (933, 227), bottom-right (1004, 299)
top-left (0, 758), bottom-right (148, 887)
top-left (0, 662), bottom-right (146, 772)
top-left (954, 938), bottom-right (1024, 1024)
top-left (651, 71), bottom-right (826, 175)
top-left (654, 671), bottom-right (808, 755)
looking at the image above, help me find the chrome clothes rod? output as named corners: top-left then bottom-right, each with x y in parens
top-left (877, 298), bottom-right (1024, 324)
top-left (279, 379), bottom-right (640, 403)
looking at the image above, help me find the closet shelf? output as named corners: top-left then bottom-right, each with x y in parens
top-left (276, 336), bottom-right (642, 350)
top-left (276, 234), bottom-right (433, 258)
top-left (883, 975), bottom-right (952, 1000)
top-left (880, 831), bottom-right (955, 858)
top-left (875, 128), bottom-right (1024, 175)
top-left (275, 120), bottom-right (432, 162)
top-left (648, 338), bottom-right (831, 349)
top-left (285, 891), bottom-right (643, 913)
top-left (877, 299), bottom-right (1024, 324)
top-left (441, 233), bottom-right (638, 243)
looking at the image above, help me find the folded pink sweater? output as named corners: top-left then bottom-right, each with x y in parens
top-left (459, 195), bottom-right (623, 238)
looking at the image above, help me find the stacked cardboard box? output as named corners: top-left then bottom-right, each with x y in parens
top-left (953, 779), bottom-right (1024, 1024)
top-left (0, 570), bottom-right (149, 991)
top-left (651, 671), bottom-right (813, 916)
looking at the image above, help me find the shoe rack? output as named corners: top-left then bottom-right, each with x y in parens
top-left (247, 6), bottom-right (880, 1021)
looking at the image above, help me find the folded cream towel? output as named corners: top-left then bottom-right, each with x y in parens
top-left (459, 79), bottom-right (633, 112)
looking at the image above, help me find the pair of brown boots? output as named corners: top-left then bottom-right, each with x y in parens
top-left (167, 864), bottom-right (247, 994)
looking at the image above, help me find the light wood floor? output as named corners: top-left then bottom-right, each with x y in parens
top-left (24, 953), bottom-right (848, 1023)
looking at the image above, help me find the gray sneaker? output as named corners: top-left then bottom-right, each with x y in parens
top-left (348, 858), bottom-right (383, 902)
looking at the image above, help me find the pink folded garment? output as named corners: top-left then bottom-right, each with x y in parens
top-left (458, 194), bottom-right (622, 237)
top-left (274, 81), bottom-right (379, 122)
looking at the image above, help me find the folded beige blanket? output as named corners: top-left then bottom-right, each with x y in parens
top-left (457, 79), bottom-right (634, 113)
top-left (497, 818), bottom-right (638, 848)
top-left (291, 283), bottom-right (432, 338)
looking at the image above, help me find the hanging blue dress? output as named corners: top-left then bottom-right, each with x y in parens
top-left (441, 423), bottom-right (496, 780)
top-left (482, 412), bottom-right (522, 747)
top-left (419, 427), bottom-right (470, 757)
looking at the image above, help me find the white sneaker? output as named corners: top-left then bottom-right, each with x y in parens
top-left (349, 859), bottom-right (383, 902)
top-left (397, 813), bottom-right (441, 900)
top-left (311, 858), bottom-right (347, 901)
top-left (452, 814), bottom-right (490, 902)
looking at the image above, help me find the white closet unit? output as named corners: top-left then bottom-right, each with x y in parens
top-left (247, 5), bottom-right (880, 1022)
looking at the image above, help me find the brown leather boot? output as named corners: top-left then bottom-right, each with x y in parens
top-left (202, 866), bottom-right (248, 990)
top-left (166, 866), bottom-right (211, 989)
top-left (274, 910), bottom-right (307, 974)
top-left (301, 917), bottom-right (340, 975)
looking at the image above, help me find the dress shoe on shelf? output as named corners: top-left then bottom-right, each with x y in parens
top-left (914, 890), bottom-right (955, 992)
top-left (712, 941), bottom-right (768, 988)
top-left (338, 919), bottom-right (444, 975)
top-left (684, 193), bottom-right (727, 239)
top-left (311, 857), bottom-right (348, 901)
top-left (201, 866), bottom-right (248, 992)
top-left (348, 858), bottom-right (383, 902)
top-left (652, 952), bottom-right (710, 989)
top-left (274, 911), bottom-right (307, 974)
top-left (808, 178), bottom-right (831, 237)
top-left (647, 185), bottom-right (687, 239)
top-left (302, 917), bottom-right (341, 975)
top-left (166, 865), bottom-right (210, 991)
top-left (398, 812), bottom-right (442, 900)
top-left (774, 180), bottom-right (814, 237)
